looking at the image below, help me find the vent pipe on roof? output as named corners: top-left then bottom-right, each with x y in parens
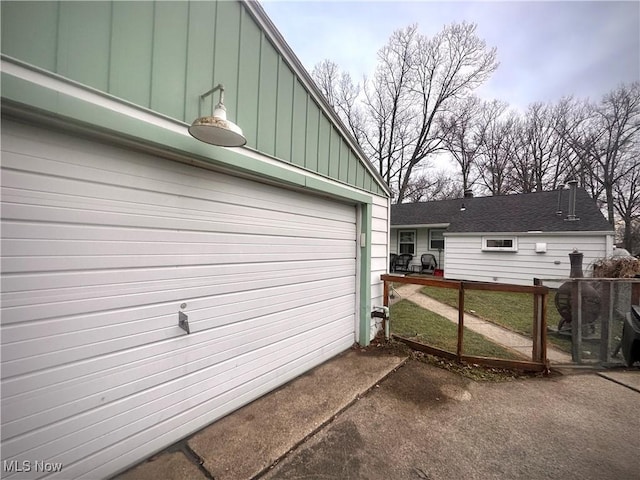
top-left (464, 188), bottom-right (474, 198)
top-left (565, 178), bottom-right (579, 221)
top-left (556, 187), bottom-right (564, 215)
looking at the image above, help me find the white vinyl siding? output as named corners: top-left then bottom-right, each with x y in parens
top-left (444, 233), bottom-right (611, 286)
top-left (370, 196), bottom-right (390, 337)
top-left (1, 121), bottom-right (358, 479)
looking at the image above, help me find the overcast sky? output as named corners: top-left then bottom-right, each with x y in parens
top-left (260, 0), bottom-right (640, 112)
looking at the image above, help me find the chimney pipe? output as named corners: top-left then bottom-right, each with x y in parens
top-left (464, 188), bottom-right (473, 198)
top-left (565, 178), bottom-right (579, 221)
top-left (556, 187), bottom-right (564, 215)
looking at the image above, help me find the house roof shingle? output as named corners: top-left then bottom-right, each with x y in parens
top-left (391, 189), bottom-right (613, 233)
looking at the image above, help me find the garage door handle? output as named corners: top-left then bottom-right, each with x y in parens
top-left (178, 312), bottom-right (190, 334)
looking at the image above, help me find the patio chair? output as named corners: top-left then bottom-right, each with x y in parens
top-left (394, 253), bottom-right (413, 272)
top-left (420, 253), bottom-right (437, 274)
top-left (389, 253), bottom-right (398, 273)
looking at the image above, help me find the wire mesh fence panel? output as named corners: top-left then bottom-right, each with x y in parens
top-left (386, 278), bottom-right (548, 368)
top-left (454, 290), bottom-right (533, 361)
top-left (542, 278), bottom-right (640, 366)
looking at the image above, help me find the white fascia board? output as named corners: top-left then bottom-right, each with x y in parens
top-left (445, 230), bottom-right (615, 237)
top-left (391, 223), bottom-right (450, 229)
top-left (242, 0), bottom-right (391, 197)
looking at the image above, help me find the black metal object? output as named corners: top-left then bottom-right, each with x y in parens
top-left (393, 254), bottom-right (413, 273)
top-left (621, 305), bottom-right (640, 367)
top-left (555, 250), bottom-right (601, 334)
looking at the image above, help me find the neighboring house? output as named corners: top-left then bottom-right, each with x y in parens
top-left (0, 1), bottom-right (390, 478)
top-left (391, 186), bottom-right (615, 286)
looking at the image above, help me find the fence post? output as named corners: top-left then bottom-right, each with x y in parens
top-left (600, 280), bottom-right (612, 363)
top-left (632, 275), bottom-right (640, 305)
top-left (457, 282), bottom-right (465, 360)
top-left (541, 289), bottom-right (548, 367)
top-left (383, 280), bottom-right (390, 340)
top-left (573, 281), bottom-right (583, 364)
top-left (533, 278), bottom-right (542, 363)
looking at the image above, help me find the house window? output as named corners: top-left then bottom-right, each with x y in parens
top-left (430, 229), bottom-right (445, 250)
top-left (482, 236), bottom-right (518, 252)
top-left (398, 230), bottom-right (416, 255)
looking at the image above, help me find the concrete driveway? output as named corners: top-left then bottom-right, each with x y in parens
top-left (116, 347), bottom-right (639, 480)
top-left (263, 360), bottom-right (639, 480)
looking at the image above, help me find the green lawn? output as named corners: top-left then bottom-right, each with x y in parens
top-left (390, 299), bottom-right (524, 360)
top-left (419, 286), bottom-right (572, 353)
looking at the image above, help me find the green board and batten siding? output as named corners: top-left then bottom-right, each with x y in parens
top-left (1, 0), bottom-right (385, 195)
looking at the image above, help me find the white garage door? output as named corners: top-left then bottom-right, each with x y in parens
top-left (0, 120), bottom-right (357, 479)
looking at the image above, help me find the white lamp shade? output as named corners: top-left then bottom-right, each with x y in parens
top-left (189, 105), bottom-right (246, 147)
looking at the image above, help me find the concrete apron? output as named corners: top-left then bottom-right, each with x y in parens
top-left (392, 283), bottom-right (572, 363)
top-left (113, 349), bottom-right (407, 480)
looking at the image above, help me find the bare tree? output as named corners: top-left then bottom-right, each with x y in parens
top-left (614, 157), bottom-right (640, 252)
top-left (403, 170), bottom-right (463, 202)
top-left (394, 22), bottom-right (498, 203)
top-left (360, 25), bottom-right (418, 188)
top-left (438, 95), bottom-right (484, 191)
top-left (313, 22), bottom-right (498, 202)
top-left (311, 60), bottom-right (365, 145)
top-left (476, 106), bottom-right (516, 195)
top-left (560, 82), bottom-right (640, 225)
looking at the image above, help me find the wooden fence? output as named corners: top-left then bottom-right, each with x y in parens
top-left (380, 274), bottom-right (550, 372)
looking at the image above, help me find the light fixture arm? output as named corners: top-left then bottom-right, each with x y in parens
top-left (198, 83), bottom-right (225, 117)
top-left (189, 83), bottom-right (246, 147)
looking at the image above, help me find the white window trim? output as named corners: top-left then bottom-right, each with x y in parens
top-left (429, 228), bottom-right (446, 251)
top-left (398, 230), bottom-right (416, 255)
top-left (482, 236), bottom-right (518, 252)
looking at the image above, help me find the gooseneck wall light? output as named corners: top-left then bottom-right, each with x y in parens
top-left (188, 84), bottom-right (247, 147)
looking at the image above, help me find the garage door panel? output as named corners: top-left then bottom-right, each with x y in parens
top-left (29, 336), bottom-right (353, 480)
top-left (1, 293), bottom-right (352, 400)
top-left (3, 220), bottom-right (352, 247)
top-left (2, 309), bottom-right (354, 445)
top-left (2, 150), bottom-right (356, 226)
top-left (2, 273), bottom-right (354, 328)
top-left (1, 299), bottom-right (356, 435)
top-left (1, 200), bottom-right (355, 245)
top-left (2, 319), bottom-right (354, 469)
top-left (1, 121), bottom-right (358, 478)
top-left (1, 289), bottom-right (356, 376)
top-left (81, 336), bottom-right (351, 480)
top-left (1, 284), bottom-right (355, 371)
top-left (2, 237), bottom-right (355, 259)
top-left (1, 262), bottom-right (356, 313)
top-left (1, 190), bottom-right (355, 243)
top-left (1, 131), bottom-right (358, 225)
top-left (1, 290), bottom-right (345, 396)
